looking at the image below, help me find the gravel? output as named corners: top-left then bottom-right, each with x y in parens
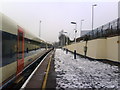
top-left (54, 49), bottom-right (120, 89)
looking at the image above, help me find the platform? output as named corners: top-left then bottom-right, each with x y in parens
top-left (21, 50), bottom-right (56, 89)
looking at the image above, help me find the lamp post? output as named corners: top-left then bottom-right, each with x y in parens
top-left (80, 19), bottom-right (84, 37)
top-left (39, 20), bottom-right (42, 37)
top-left (71, 21), bottom-right (77, 59)
top-left (71, 22), bottom-right (77, 44)
top-left (92, 4), bottom-right (97, 36)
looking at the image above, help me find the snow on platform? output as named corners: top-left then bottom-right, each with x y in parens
top-left (54, 49), bottom-right (120, 89)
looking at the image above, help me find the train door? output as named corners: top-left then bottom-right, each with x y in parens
top-left (17, 27), bottom-right (24, 74)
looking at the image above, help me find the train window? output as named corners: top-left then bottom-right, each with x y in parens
top-left (2, 31), bottom-right (17, 66)
top-left (26, 48), bottom-right (28, 53)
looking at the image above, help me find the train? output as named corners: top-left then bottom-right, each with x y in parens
top-left (0, 13), bottom-right (52, 88)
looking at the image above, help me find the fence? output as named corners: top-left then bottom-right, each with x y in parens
top-left (80, 18), bottom-right (120, 41)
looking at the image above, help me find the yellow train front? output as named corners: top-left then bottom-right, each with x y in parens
top-left (0, 13), bottom-right (52, 89)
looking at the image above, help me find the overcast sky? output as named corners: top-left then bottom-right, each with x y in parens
top-left (0, 0), bottom-right (119, 43)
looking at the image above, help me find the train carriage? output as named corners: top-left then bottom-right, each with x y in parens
top-left (0, 13), bottom-right (51, 88)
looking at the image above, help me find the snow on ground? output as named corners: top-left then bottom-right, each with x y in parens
top-left (54, 49), bottom-right (120, 89)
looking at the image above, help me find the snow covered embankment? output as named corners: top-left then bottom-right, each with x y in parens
top-left (54, 49), bottom-right (119, 89)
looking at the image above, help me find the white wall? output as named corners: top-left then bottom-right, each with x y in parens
top-left (106, 36), bottom-right (119, 61)
top-left (65, 36), bottom-right (120, 62)
top-left (96, 39), bottom-right (106, 59)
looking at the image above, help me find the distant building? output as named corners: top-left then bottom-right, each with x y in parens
top-left (81, 30), bottom-right (90, 36)
top-left (118, 1), bottom-right (120, 17)
top-left (59, 30), bottom-right (70, 47)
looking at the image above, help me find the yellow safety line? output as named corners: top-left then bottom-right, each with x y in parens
top-left (42, 56), bottom-right (52, 90)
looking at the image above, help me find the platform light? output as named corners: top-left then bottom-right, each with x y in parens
top-left (71, 21), bottom-right (77, 59)
top-left (71, 22), bottom-right (77, 24)
top-left (80, 19), bottom-right (84, 37)
top-left (71, 21), bottom-right (77, 44)
top-left (92, 4), bottom-right (97, 32)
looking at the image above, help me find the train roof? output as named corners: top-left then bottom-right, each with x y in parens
top-left (0, 12), bottom-right (45, 43)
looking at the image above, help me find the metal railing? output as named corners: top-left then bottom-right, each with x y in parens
top-left (80, 18), bottom-right (120, 41)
